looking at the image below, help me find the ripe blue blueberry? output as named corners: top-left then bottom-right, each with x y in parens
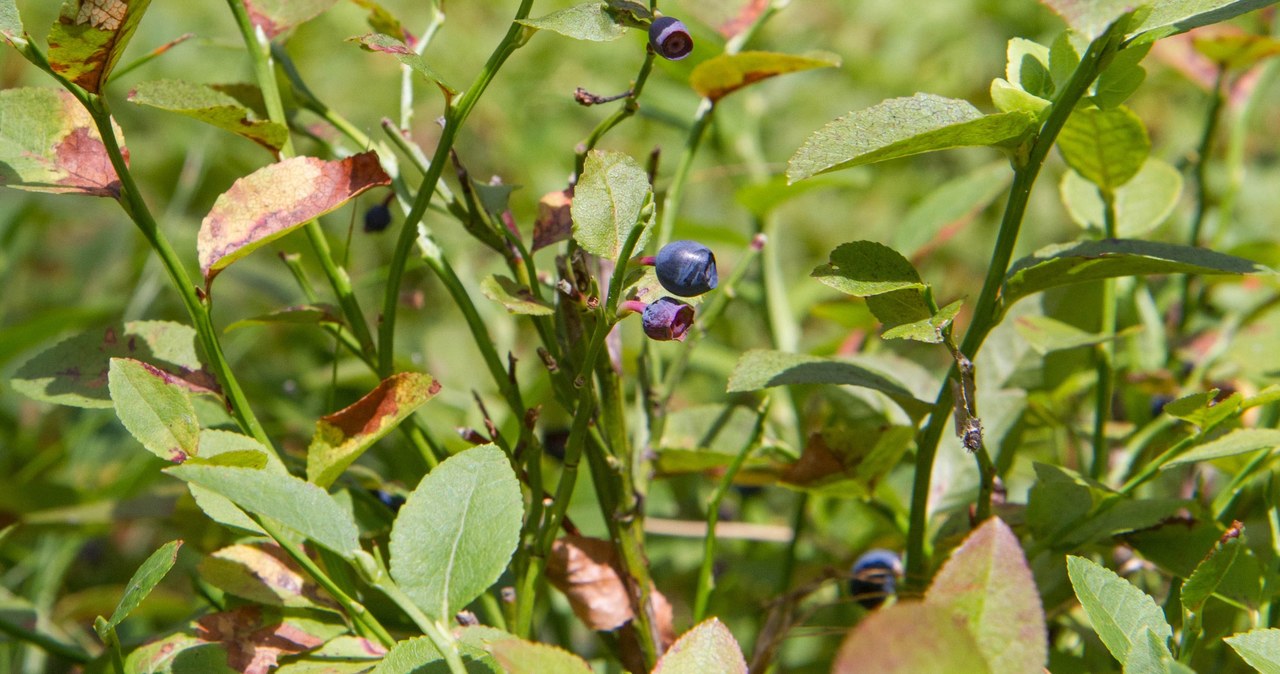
top-left (642, 297), bottom-right (695, 341)
top-left (370, 489), bottom-right (406, 512)
top-left (364, 203), bottom-right (392, 233)
top-left (655, 240), bottom-right (718, 297)
top-left (849, 549), bottom-right (900, 609)
top-left (649, 16), bottom-right (693, 61)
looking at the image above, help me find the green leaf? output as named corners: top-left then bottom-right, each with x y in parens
top-left (350, 33), bottom-right (455, 96)
top-left (1093, 42), bottom-right (1151, 109)
top-left (517, 2), bottom-right (627, 41)
top-left (990, 78), bottom-right (1050, 116)
top-left (1, 0), bottom-right (25, 49)
top-left (833, 602), bottom-right (993, 673)
top-left (890, 161), bottom-right (1012, 258)
top-left (390, 444), bottom-right (523, 619)
top-left (1006, 38), bottom-right (1052, 97)
top-left (656, 404), bottom-right (782, 475)
top-left (1194, 31), bottom-right (1280, 70)
top-left (198, 152), bottom-right (391, 286)
top-left (371, 637), bottom-right (443, 673)
top-left (1049, 32), bottom-right (1081, 89)
top-left (690, 51), bottom-right (840, 102)
top-left (166, 464), bottom-right (361, 558)
top-left (652, 618), bottom-right (748, 674)
top-left (726, 350), bottom-right (931, 419)
top-left (1163, 428), bottom-right (1280, 468)
top-left (1225, 628), bottom-right (1280, 674)
top-left (12, 320), bottom-right (207, 409)
top-left (242, 0), bottom-right (338, 39)
top-left (1001, 239), bottom-right (1268, 308)
top-left (1057, 106), bottom-right (1150, 191)
top-left (925, 518), bottom-right (1046, 674)
top-left (571, 150), bottom-right (653, 259)
top-left (480, 275), bottom-right (555, 316)
top-left (307, 372), bottom-right (441, 488)
top-left (1163, 390), bottom-right (1242, 429)
top-left (97, 539), bottom-right (182, 638)
top-left (1038, 0), bottom-right (1135, 40)
top-left (787, 94), bottom-right (1035, 183)
top-left (1182, 534), bottom-right (1243, 614)
top-left (198, 543), bottom-right (330, 609)
top-left (1066, 555), bottom-right (1174, 665)
top-left (1060, 158), bottom-right (1182, 237)
top-left (225, 303), bottom-right (343, 332)
top-left (811, 241), bottom-right (932, 328)
top-left (108, 358), bottom-right (200, 463)
top-left (1014, 315), bottom-right (1134, 355)
top-left (350, 0), bottom-right (412, 44)
top-left (46, 0), bottom-right (152, 93)
top-left (490, 638), bottom-right (594, 674)
top-left (127, 80), bottom-right (288, 152)
top-left (781, 425), bottom-right (913, 498)
top-left (1126, 628), bottom-right (1195, 674)
top-left (0, 87), bottom-right (124, 198)
top-left (882, 299), bottom-right (963, 343)
top-left (1138, 0), bottom-right (1280, 39)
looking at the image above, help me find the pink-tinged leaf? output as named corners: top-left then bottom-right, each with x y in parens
top-left (718, 0), bottom-right (768, 38)
top-left (198, 151), bottom-right (391, 285)
top-left (195, 606), bottom-right (329, 674)
top-left (533, 188), bottom-right (573, 251)
top-left (350, 33), bottom-right (455, 97)
top-left (306, 372), bottom-right (441, 487)
top-left (489, 638), bottom-right (594, 674)
top-left (244, 0), bottom-right (338, 39)
top-left (349, 0), bottom-right (415, 47)
top-left (925, 517), bottom-right (1047, 674)
top-left (46, 0), bottom-right (153, 93)
top-left (12, 320), bottom-right (215, 409)
top-left (833, 602), bottom-right (993, 674)
top-left (653, 619), bottom-right (747, 674)
top-left (691, 51), bottom-right (841, 103)
top-left (198, 543), bottom-right (337, 610)
top-left (0, 87), bottom-right (125, 198)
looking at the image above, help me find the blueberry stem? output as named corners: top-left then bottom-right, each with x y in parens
top-left (619, 299), bottom-right (648, 314)
top-left (573, 50), bottom-right (657, 180)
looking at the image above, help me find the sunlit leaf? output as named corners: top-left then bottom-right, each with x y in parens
top-left (108, 357), bottom-right (200, 463)
top-left (811, 241), bottom-right (932, 329)
top-left (926, 518), bottom-right (1046, 674)
top-left (199, 543), bottom-right (335, 609)
top-left (1163, 390), bottom-right (1242, 429)
top-left (690, 51), bottom-right (839, 102)
top-left (98, 539), bottom-right (183, 637)
top-left (198, 152), bottom-right (391, 285)
top-left (881, 300), bottom-right (963, 343)
top-left (1163, 428), bottom-right (1280, 468)
top-left (307, 372), bottom-right (441, 488)
top-left (1182, 529), bottom-right (1243, 614)
top-left (1066, 555), bottom-right (1174, 665)
top-left (46, 0), bottom-right (153, 93)
top-left (390, 444), bottom-right (523, 619)
top-left (833, 602), bottom-right (993, 673)
top-left (1225, 628), bottom-right (1280, 674)
top-left (489, 638), bottom-right (595, 674)
top-left (1060, 158), bottom-right (1182, 237)
top-left (788, 94), bottom-right (1034, 183)
top-left (652, 619), bottom-right (747, 674)
top-left (243, 0), bottom-right (338, 39)
top-left (518, 2), bottom-right (627, 42)
top-left (480, 275), bottom-right (555, 316)
top-left (225, 303), bottom-right (343, 332)
top-left (350, 0), bottom-right (413, 45)
top-left (727, 350), bottom-right (932, 419)
top-left (571, 150), bottom-right (653, 259)
top-left (0, 87), bottom-right (124, 198)
top-left (128, 80), bottom-right (288, 152)
top-left (1057, 106), bottom-right (1149, 191)
top-left (1139, 0), bottom-right (1280, 39)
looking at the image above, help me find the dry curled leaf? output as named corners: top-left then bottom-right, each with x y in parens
top-left (533, 189), bottom-right (574, 252)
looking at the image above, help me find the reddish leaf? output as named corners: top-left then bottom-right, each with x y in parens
top-left (718, 0), bottom-right (769, 39)
top-left (46, 0), bottom-right (153, 93)
top-left (196, 606), bottom-right (326, 674)
top-left (243, 0), bottom-right (338, 39)
top-left (306, 372), bottom-right (441, 487)
top-left (0, 88), bottom-right (125, 198)
top-left (833, 602), bottom-right (993, 674)
top-left (653, 618), bottom-right (747, 673)
top-left (533, 189), bottom-right (573, 251)
top-left (198, 152), bottom-right (391, 285)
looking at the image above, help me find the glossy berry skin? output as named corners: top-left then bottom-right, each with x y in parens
top-left (364, 204), bottom-right (392, 233)
top-left (642, 297), bottom-right (695, 341)
top-left (649, 16), bottom-right (693, 61)
top-left (849, 549), bottom-right (901, 609)
top-left (655, 240), bottom-right (718, 297)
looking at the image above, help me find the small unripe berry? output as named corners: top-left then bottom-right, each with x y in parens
top-left (364, 204), bottom-right (392, 233)
top-left (655, 240), bottom-right (717, 297)
top-left (649, 16), bottom-right (693, 61)
top-left (849, 549), bottom-right (901, 609)
top-left (641, 297), bottom-right (695, 341)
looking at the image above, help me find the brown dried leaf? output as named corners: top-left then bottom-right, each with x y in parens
top-left (532, 189), bottom-right (573, 252)
top-left (46, 0), bottom-right (152, 93)
top-left (195, 606), bottom-right (326, 674)
top-left (548, 535), bottom-right (633, 631)
top-left (198, 151), bottom-right (391, 286)
top-left (0, 88), bottom-right (125, 198)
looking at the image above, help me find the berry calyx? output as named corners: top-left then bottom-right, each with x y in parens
top-left (649, 16), bottom-right (693, 61)
top-left (655, 240), bottom-right (717, 297)
top-left (641, 297), bottom-right (695, 341)
top-left (849, 549), bottom-right (901, 609)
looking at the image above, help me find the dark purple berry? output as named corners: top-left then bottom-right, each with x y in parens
top-left (370, 489), bottom-right (406, 512)
top-left (642, 297), bottom-right (695, 341)
top-left (649, 16), bottom-right (693, 61)
top-left (655, 240), bottom-right (717, 297)
top-left (364, 204), bottom-right (392, 233)
top-left (849, 549), bottom-right (900, 609)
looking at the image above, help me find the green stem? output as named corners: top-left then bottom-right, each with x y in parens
top-left (573, 51), bottom-right (657, 178)
top-left (1176, 66), bottom-right (1227, 336)
top-left (903, 24), bottom-right (1125, 592)
top-left (0, 615), bottom-right (90, 665)
top-left (372, 574), bottom-right (469, 674)
top-left (1092, 191), bottom-right (1119, 480)
top-left (656, 100), bottom-right (714, 247)
top-left (380, 0), bottom-right (535, 376)
top-left (693, 401), bottom-right (769, 622)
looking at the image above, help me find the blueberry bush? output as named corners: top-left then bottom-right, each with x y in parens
top-left (4, 0), bottom-right (1280, 672)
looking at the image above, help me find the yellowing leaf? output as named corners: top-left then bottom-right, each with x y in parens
top-left (691, 51), bottom-right (840, 102)
top-left (0, 88), bottom-right (125, 198)
top-left (46, 0), bottom-right (152, 93)
top-left (306, 372), bottom-right (441, 487)
top-left (198, 152), bottom-right (391, 285)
